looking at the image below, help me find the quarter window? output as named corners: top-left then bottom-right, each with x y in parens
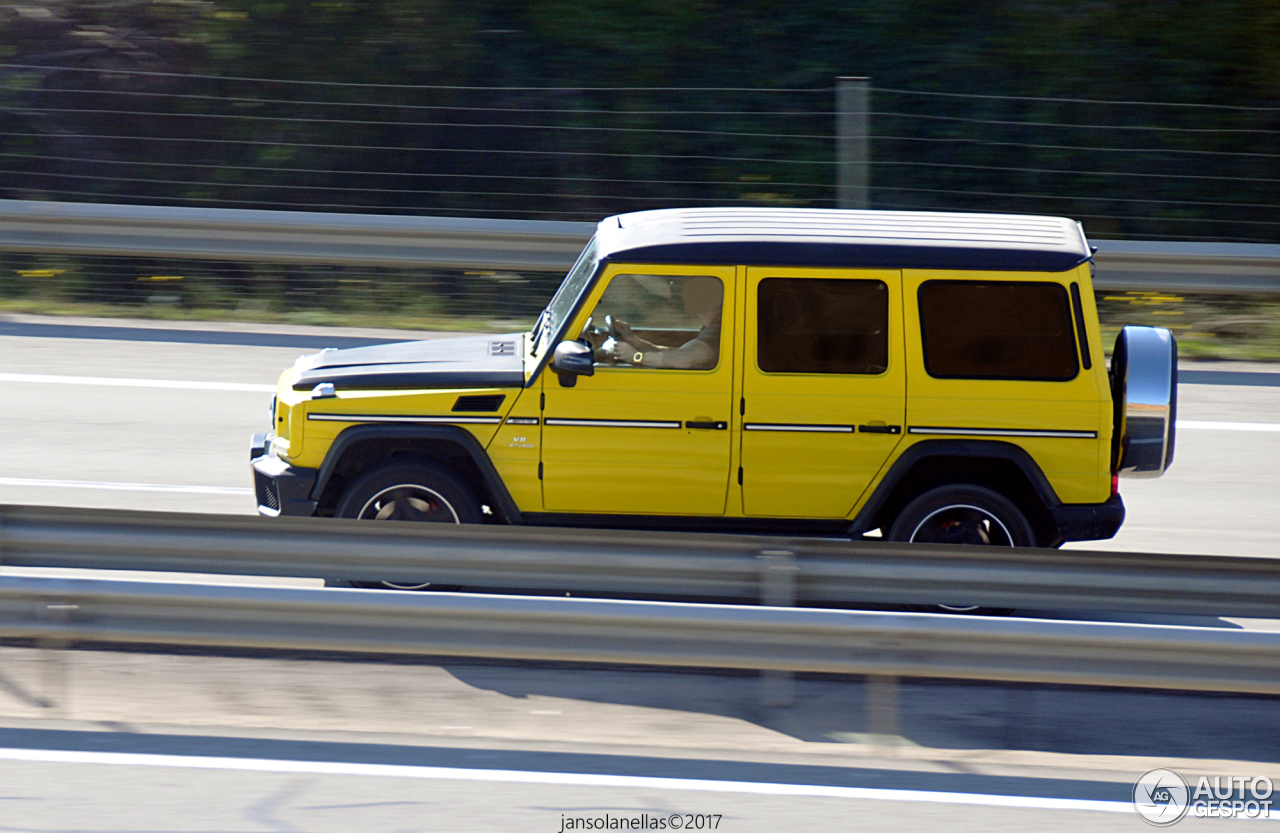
top-left (918, 280), bottom-right (1079, 381)
top-left (757, 278), bottom-right (889, 374)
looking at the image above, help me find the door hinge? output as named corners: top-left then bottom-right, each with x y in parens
top-left (540, 392), bottom-right (545, 410)
top-left (737, 466), bottom-right (743, 485)
top-left (739, 397), bottom-right (745, 416)
top-left (538, 462), bottom-right (543, 480)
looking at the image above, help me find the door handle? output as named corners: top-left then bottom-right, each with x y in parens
top-left (686, 420), bottom-right (728, 430)
top-left (858, 424), bottom-right (902, 434)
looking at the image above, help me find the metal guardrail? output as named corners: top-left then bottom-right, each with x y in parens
top-left (4, 574), bottom-right (1279, 695)
top-left (1, 199), bottom-right (1277, 291)
top-left (1091, 240), bottom-right (1280, 293)
top-left (0, 199), bottom-right (594, 272)
top-left (4, 504), bottom-right (1280, 618)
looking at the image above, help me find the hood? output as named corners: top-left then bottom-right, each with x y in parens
top-left (291, 333), bottom-right (525, 391)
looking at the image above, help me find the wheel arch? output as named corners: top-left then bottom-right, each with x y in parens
top-left (309, 424), bottom-right (522, 523)
top-left (849, 440), bottom-right (1063, 547)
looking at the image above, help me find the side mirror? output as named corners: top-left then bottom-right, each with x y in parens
top-left (552, 341), bottom-right (595, 387)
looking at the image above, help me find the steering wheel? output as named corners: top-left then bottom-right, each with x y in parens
top-left (581, 315), bottom-right (607, 345)
top-left (581, 315), bottom-right (620, 364)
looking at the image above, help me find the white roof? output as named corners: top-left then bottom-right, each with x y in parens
top-left (594, 208), bottom-right (1091, 272)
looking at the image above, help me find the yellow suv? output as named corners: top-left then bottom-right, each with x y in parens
top-left (251, 208), bottom-right (1176, 549)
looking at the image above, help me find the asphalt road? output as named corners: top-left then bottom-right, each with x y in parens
top-left (1, 314), bottom-right (1277, 831)
top-left (0, 644), bottom-right (1273, 831)
top-left (0, 755), bottom-right (1157, 832)
top-left (1, 313), bottom-right (1277, 557)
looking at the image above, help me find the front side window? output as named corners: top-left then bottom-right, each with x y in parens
top-left (918, 280), bottom-right (1078, 381)
top-left (757, 278), bottom-right (889, 374)
top-left (581, 273), bottom-right (723, 370)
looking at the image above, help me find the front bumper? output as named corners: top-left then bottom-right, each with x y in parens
top-left (1051, 494), bottom-right (1125, 543)
top-left (250, 434), bottom-right (318, 517)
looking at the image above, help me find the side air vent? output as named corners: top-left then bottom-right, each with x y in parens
top-left (452, 394), bottom-right (506, 413)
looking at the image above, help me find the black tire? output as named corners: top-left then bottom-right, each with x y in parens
top-left (889, 484), bottom-right (1034, 548)
top-left (334, 460), bottom-right (481, 590)
top-left (888, 484), bottom-right (1033, 615)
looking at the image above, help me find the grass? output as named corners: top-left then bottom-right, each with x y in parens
top-left (1097, 291), bottom-right (1280, 362)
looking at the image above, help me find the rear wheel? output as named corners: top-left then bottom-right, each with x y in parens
top-left (888, 485), bottom-right (1033, 614)
top-left (334, 461), bottom-right (480, 590)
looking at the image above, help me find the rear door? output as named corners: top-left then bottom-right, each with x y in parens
top-left (902, 269), bottom-right (1106, 505)
top-left (739, 267), bottom-right (906, 518)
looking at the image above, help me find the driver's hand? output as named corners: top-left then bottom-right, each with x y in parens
top-left (612, 319), bottom-right (637, 344)
top-left (609, 340), bottom-right (636, 364)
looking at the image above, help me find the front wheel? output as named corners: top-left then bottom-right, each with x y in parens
top-left (334, 460), bottom-right (481, 589)
top-left (888, 484), bottom-right (1033, 614)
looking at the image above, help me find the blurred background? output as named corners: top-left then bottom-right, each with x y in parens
top-left (0, 4), bottom-right (1279, 831)
top-left (1, 0), bottom-right (1278, 352)
top-left (2, 0), bottom-right (1277, 233)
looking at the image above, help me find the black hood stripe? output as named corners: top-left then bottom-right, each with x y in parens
top-left (293, 370), bottom-right (523, 391)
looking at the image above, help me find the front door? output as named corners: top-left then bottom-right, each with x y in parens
top-left (541, 264), bottom-right (736, 515)
top-left (740, 267), bottom-right (906, 518)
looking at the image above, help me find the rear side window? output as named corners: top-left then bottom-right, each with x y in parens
top-left (757, 278), bottom-right (888, 374)
top-left (918, 280), bottom-right (1078, 381)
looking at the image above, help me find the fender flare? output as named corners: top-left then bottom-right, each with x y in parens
top-left (847, 439), bottom-right (1061, 537)
top-left (310, 424), bottom-right (523, 524)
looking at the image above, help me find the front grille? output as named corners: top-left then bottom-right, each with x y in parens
top-left (255, 470), bottom-right (281, 512)
top-left (452, 394), bottom-right (506, 412)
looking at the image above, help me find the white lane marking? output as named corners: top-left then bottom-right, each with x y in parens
top-left (0, 372), bottom-right (274, 393)
top-left (0, 747), bottom-right (1132, 815)
top-left (0, 477), bottom-right (251, 496)
top-left (1179, 420), bottom-right (1280, 433)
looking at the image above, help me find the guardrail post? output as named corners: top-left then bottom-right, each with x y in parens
top-left (759, 550), bottom-right (797, 707)
top-left (36, 602), bottom-right (77, 716)
top-left (836, 77), bottom-right (871, 210)
top-left (39, 638), bottom-right (68, 716)
top-left (866, 673), bottom-right (900, 748)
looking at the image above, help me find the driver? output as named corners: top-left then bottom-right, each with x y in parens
top-left (604, 276), bottom-right (721, 370)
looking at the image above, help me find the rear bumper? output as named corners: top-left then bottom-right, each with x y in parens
top-left (1051, 494), bottom-right (1125, 543)
top-left (250, 438), bottom-right (318, 518)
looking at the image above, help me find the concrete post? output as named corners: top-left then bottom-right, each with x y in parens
top-left (836, 77), bottom-right (871, 210)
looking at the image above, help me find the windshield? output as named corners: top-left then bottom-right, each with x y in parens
top-left (534, 236), bottom-right (599, 355)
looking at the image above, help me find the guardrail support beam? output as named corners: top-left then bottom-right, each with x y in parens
top-left (0, 200), bottom-right (1277, 292)
top-left (760, 550), bottom-right (798, 707)
top-left (866, 674), bottom-right (901, 748)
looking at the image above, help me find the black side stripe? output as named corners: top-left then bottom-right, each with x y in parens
top-left (909, 426), bottom-right (1097, 439)
top-left (308, 413), bottom-right (503, 425)
top-left (744, 423), bottom-right (854, 433)
top-left (544, 418), bottom-right (681, 429)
